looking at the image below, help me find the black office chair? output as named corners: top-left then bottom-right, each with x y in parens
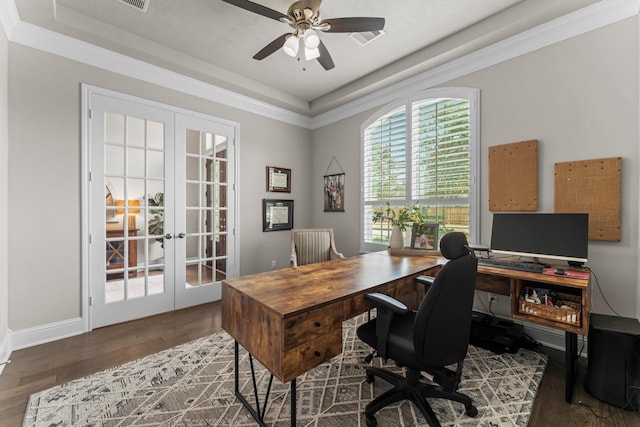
top-left (357, 231), bottom-right (478, 427)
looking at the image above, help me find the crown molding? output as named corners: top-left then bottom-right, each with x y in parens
top-left (1, 0), bottom-right (638, 130)
top-left (310, 0), bottom-right (640, 129)
top-left (0, 0), bottom-right (18, 39)
top-left (3, 3), bottom-right (312, 128)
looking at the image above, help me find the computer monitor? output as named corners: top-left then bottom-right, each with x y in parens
top-left (489, 213), bottom-right (589, 265)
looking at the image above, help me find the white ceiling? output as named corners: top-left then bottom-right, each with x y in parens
top-left (14, 0), bottom-right (599, 115)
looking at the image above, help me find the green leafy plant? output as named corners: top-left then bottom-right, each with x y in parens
top-left (146, 192), bottom-right (164, 247)
top-left (372, 202), bottom-right (426, 231)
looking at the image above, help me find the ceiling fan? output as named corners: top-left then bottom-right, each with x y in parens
top-left (222, 0), bottom-right (385, 70)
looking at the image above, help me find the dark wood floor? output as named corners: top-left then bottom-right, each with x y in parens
top-left (0, 302), bottom-right (637, 426)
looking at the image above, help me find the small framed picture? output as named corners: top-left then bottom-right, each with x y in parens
top-left (323, 173), bottom-right (345, 212)
top-left (410, 223), bottom-right (438, 250)
top-left (266, 166), bottom-right (291, 193)
top-left (263, 199), bottom-right (294, 232)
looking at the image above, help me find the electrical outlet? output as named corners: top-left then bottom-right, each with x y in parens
top-left (271, 260), bottom-right (277, 270)
top-left (488, 293), bottom-right (497, 303)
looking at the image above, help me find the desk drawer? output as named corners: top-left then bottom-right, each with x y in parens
top-left (282, 328), bottom-right (342, 382)
top-left (283, 302), bottom-right (342, 351)
top-left (476, 272), bottom-right (510, 296)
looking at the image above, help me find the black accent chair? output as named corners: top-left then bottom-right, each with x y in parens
top-left (357, 231), bottom-right (479, 427)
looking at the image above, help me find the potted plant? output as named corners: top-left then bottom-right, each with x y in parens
top-left (146, 192), bottom-right (164, 248)
top-left (373, 202), bottom-right (426, 248)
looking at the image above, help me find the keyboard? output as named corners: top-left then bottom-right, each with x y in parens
top-left (477, 258), bottom-right (544, 273)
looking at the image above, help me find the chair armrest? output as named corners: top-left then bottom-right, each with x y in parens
top-left (329, 231), bottom-right (345, 260)
top-left (365, 292), bottom-right (409, 314)
top-left (329, 243), bottom-right (345, 260)
top-left (365, 293), bottom-right (410, 359)
top-left (290, 237), bottom-right (298, 267)
top-left (416, 275), bottom-right (435, 292)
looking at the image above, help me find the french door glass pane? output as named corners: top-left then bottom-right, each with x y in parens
top-left (127, 116), bottom-right (145, 147)
top-left (104, 113), bottom-right (166, 303)
top-left (184, 130), bottom-right (228, 287)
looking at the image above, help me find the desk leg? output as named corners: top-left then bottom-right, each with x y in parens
top-left (291, 378), bottom-right (297, 426)
top-left (565, 332), bottom-right (578, 403)
top-left (233, 340), bottom-right (274, 427)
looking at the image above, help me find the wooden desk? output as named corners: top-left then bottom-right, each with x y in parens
top-left (222, 252), bottom-right (440, 382)
top-left (222, 252), bottom-right (441, 425)
top-left (222, 252), bottom-right (591, 425)
top-left (475, 263), bottom-right (591, 403)
top-left (476, 264), bottom-right (590, 335)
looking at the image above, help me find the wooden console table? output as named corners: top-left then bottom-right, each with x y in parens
top-left (106, 228), bottom-right (138, 277)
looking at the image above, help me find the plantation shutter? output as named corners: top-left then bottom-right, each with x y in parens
top-left (363, 106), bottom-right (407, 203)
top-left (362, 95), bottom-right (473, 248)
top-left (412, 99), bottom-right (470, 202)
top-left (363, 106), bottom-right (407, 243)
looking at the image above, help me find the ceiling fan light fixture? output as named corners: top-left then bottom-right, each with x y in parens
top-left (303, 29), bottom-right (320, 49)
top-left (304, 46), bottom-right (320, 61)
top-left (225, 0), bottom-right (385, 70)
top-left (282, 35), bottom-right (299, 57)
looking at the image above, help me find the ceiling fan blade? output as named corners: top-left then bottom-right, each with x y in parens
top-left (253, 33), bottom-right (291, 60)
top-left (222, 0), bottom-right (288, 22)
top-left (319, 17), bottom-right (385, 33)
top-left (316, 40), bottom-right (335, 70)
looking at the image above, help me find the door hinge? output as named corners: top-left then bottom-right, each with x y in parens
top-left (88, 108), bottom-right (92, 119)
top-left (89, 234), bottom-right (92, 244)
top-left (89, 296), bottom-right (93, 306)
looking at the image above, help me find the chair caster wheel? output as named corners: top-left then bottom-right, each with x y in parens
top-left (365, 373), bottom-right (375, 383)
top-left (465, 405), bottom-right (478, 417)
top-left (365, 415), bottom-right (377, 426)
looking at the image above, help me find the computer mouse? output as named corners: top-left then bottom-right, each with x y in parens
top-left (554, 268), bottom-right (565, 275)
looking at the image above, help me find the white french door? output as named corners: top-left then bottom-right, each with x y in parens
top-left (174, 114), bottom-right (235, 309)
top-left (87, 89), bottom-right (236, 329)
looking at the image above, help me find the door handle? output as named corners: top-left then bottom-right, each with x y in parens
top-left (165, 233), bottom-right (173, 240)
top-left (177, 233), bottom-right (186, 239)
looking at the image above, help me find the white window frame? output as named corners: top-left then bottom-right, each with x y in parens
top-left (360, 87), bottom-right (480, 253)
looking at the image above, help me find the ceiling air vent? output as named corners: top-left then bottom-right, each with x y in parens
top-left (118, 0), bottom-right (150, 13)
top-left (349, 30), bottom-right (385, 46)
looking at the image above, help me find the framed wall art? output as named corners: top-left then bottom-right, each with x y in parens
top-left (262, 199), bottom-right (294, 231)
top-left (266, 166), bottom-right (291, 193)
top-left (323, 173), bottom-right (345, 212)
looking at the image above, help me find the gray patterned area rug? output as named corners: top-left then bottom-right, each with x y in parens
top-left (23, 314), bottom-right (547, 426)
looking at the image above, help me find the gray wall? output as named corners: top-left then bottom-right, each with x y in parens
top-left (0, 22), bottom-right (9, 362)
top-left (312, 17), bottom-right (640, 319)
top-left (454, 17), bottom-right (639, 319)
top-left (7, 44), bottom-right (311, 331)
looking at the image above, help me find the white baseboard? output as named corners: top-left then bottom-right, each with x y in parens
top-left (0, 331), bottom-right (11, 376)
top-left (11, 317), bottom-right (85, 351)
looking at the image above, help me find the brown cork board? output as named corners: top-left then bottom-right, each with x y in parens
top-left (554, 157), bottom-right (621, 241)
top-left (489, 140), bottom-right (538, 211)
